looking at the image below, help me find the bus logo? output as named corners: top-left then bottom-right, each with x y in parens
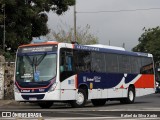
top-left (83, 76), bottom-right (86, 82)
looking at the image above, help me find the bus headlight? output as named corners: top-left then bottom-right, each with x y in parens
top-left (14, 85), bottom-right (20, 93)
top-left (48, 83), bottom-right (57, 92)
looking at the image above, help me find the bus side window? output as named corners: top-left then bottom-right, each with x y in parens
top-left (65, 56), bottom-right (72, 71)
top-left (140, 57), bottom-right (154, 74)
top-left (60, 51), bottom-right (65, 72)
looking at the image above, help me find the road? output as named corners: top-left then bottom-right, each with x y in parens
top-left (0, 93), bottom-right (160, 119)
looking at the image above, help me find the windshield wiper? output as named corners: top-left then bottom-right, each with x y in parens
top-left (35, 53), bottom-right (47, 66)
top-left (24, 53), bottom-right (46, 66)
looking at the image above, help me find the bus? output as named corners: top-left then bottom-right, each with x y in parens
top-left (14, 41), bottom-right (155, 108)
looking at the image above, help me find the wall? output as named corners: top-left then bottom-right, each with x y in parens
top-left (4, 62), bottom-right (15, 99)
top-left (0, 56), bottom-right (5, 99)
top-left (0, 55), bottom-right (15, 100)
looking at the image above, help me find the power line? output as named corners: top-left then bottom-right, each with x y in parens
top-left (77, 7), bottom-right (160, 14)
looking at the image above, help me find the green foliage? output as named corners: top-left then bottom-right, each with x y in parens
top-left (48, 24), bottom-right (99, 45)
top-left (0, 0), bottom-right (75, 60)
top-left (132, 26), bottom-right (160, 63)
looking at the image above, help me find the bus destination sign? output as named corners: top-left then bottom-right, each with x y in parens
top-left (20, 46), bottom-right (56, 53)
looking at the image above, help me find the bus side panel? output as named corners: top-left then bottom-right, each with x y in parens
top-left (60, 89), bottom-right (76, 100)
top-left (107, 88), bottom-right (123, 98)
top-left (59, 73), bottom-right (155, 101)
top-left (41, 89), bottom-right (61, 100)
top-left (78, 73), bottom-right (126, 99)
top-left (134, 74), bottom-right (154, 88)
top-left (134, 74), bottom-right (155, 96)
top-left (88, 89), bottom-right (102, 99)
top-left (61, 75), bottom-right (77, 90)
top-left (136, 88), bottom-right (155, 97)
top-left (60, 75), bottom-right (77, 100)
top-left (88, 88), bottom-right (127, 99)
top-left (101, 89), bottom-right (107, 98)
top-left (78, 73), bottom-right (154, 99)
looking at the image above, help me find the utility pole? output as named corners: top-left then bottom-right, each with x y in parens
top-left (74, 0), bottom-right (77, 42)
top-left (3, 4), bottom-right (5, 51)
top-left (122, 43), bottom-right (125, 48)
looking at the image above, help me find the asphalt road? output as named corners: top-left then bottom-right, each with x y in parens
top-left (1, 93), bottom-right (160, 119)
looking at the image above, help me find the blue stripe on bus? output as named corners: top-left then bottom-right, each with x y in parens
top-left (77, 73), bottom-right (137, 89)
top-left (124, 74), bottom-right (138, 84)
top-left (74, 45), bottom-right (148, 57)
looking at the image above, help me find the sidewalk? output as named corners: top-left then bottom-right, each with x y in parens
top-left (0, 100), bottom-right (14, 107)
top-left (0, 100), bottom-right (36, 107)
top-left (0, 99), bottom-right (22, 107)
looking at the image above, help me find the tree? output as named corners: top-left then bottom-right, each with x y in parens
top-left (132, 26), bottom-right (160, 63)
top-left (0, 0), bottom-right (75, 57)
top-left (47, 24), bottom-right (99, 45)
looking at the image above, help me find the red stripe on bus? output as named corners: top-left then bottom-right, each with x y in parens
top-left (72, 44), bottom-right (75, 48)
top-left (120, 85), bottom-right (124, 88)
top-left (19, 41), bottom-right (59, 47)
top-left (134, 75), bottom-right (154, 88)
top-left (75, 75), bottom-right (78, 89)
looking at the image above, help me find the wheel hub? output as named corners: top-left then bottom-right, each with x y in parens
top-left (76, 92), bottom-right (84, 105)
top-left (129, 90), bottom-right (134, 101)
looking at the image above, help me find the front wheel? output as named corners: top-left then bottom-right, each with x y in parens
top-left (70, 89), bottom-right (87, 108)
top-left (38, 101), bottom-right (53, 109)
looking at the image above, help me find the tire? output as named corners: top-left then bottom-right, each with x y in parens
top-left (120, 87), bottom-right (135, 104)
top-left (91, 99), bottom-right (106, 106)
top-left (70, 89), bottom-right (87, 108)
top-left (38, 101), bottom-right (53, 109)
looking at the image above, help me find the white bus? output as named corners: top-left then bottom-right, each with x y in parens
top-left (14, 41), bottom-right (155, 108)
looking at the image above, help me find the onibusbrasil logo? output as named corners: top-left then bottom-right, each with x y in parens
top-left (1, 112), bottom-right (42, 118)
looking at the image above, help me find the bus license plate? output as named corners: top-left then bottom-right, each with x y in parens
top-left (29, 97), bottom-right (37, 101)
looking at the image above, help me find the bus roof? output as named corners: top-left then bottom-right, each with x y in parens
top-left (18, 41), bottom-right (152, 57)
top-left (85, 44), bottom-right (125, 51)
top-left (74, 44), bottom-right (152, 57)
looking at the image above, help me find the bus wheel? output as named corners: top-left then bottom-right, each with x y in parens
top-left (70, 89), bottom-right (87, 108)
top-left (127, 87), bottom-right (135, 103)
top-left (120, 87), bottom-right (135, 104)
top-left (38, 101), bottom-right (53, 109)
top-left (91, 99), bottom-right (106, 106)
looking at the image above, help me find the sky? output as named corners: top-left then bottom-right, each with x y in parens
top-left (47, 0), bottom-right (160, 51)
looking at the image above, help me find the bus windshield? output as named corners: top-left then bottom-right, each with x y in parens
top-left (16, 54), bottom-right (57, 82)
